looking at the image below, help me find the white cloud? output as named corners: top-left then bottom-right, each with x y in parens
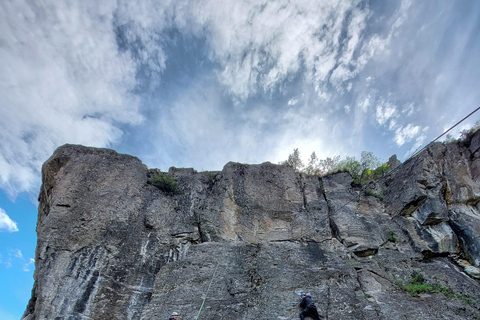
top-left (0, 208), bottom-right (18, 232)
top-left (2, 0), bottom-right (472, 201)
top-left (394, 123), bottom-right (420, 146)
top-left (23, 258), bottom-right (35, 272)
top-left (0, 248), bottom-right (34, 272)
top-left (0, 1), bottom-right (144, 198)
top-left (402, 103), bottom-right (416, 116)
top-left (12, 249), bottom-right (23, 259)
top-left (359, 96), bottom-right (371, 112)
top-left (389, 119), bottom-right (397, 131)
top-left (375, 102), bottom-right (397, 125)
top-left (288, 98), bottom-right (299, 106)
top-left (4, 259), bottom-right (12, 268)
top-left (174, 0), bottom-right (400, 99)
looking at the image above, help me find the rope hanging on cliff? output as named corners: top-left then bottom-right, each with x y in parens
top-left (292, 105), bottom-right (480, 241)
top-left (195, 261), bottom-right (220, 320)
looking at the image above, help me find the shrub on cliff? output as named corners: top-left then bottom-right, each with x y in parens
top-left (395, 273), bottom-right (474, 304)
top-left (280, 148), bottom-right (394, 186)
top-left (279, 148), bottom-right (304, 172)
top-left (147, 170), bottom-right (182, 195)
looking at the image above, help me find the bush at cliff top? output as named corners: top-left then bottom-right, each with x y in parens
top-left (147, 171), bottom-right (182, 195)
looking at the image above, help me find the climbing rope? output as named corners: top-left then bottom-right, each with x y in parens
top-left (292, 105), bottom-right (480, 241)
top-left (195, 260), bottom-right (220, 320)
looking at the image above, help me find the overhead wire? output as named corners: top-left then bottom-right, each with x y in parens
top-left (292, 105), bottom-right (480, 241)
top-left (189, 105), bottom-right (480, 315)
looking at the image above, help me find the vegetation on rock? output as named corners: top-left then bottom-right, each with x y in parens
top-left (396, 273), bottom-right (475, 305)
top-left (445, 120), bottom-right (480, 143)
top-left (387, 230), bottom-right (397, 243)
top-left (147, 169), bottom-right (182, 195)
top-left (280, 148), bottom-right (395, 186)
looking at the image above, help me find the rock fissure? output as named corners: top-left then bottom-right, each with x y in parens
top-left (320, 178), bottom-right (342, 244)
top-left (22, 135), bottom-right (480, 320)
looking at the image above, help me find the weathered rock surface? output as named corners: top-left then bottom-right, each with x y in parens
top-left (23, 132), bottom-right (480, 320)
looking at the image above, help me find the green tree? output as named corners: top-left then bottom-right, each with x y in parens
top-left (319, 155), bottom-right (340, 174)
top-left (305, 152), bottom-right (320, 175)
top-left (280, 148), bottom-right (304, 172)
top-left (444, 133), bottom-right (456, 143)
top-left (360, 151), bottom-right (381, 171)
top-left (279, 148), bottom-right (390, 182)
top-left (460, 119), bottom-right (480, 141)
top-left (337, 156), bottom-right (362, 179)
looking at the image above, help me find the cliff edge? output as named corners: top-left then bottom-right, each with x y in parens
top-left (23, 133), bottom-right (480, 319)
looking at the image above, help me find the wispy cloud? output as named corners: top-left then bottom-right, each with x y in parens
top-left (1, 0), bottom-right (480, 199)
top-left (23, 258), bottom-right (35, 272)
top-left (0, 1), bottom-right (143, 198)
top-left (12, 249), bottom-right (23, 259)
top-left (0, 208), bottom-right (18, 232)
top-left (192, 1), bottom-right (389, 99)
top-left (375, 102), bottom-right (397, 126)
top-left (1, 248), bottom-right (34, 272)
top-left (394, 124), bottom-right (420, 147)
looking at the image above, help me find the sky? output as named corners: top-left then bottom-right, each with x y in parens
top-left (1, 0), bottom-right (480, 318)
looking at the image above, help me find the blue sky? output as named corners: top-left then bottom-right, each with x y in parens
top-left (1, 1), bottom-right (480, 318)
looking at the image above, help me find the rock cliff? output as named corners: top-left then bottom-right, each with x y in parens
top-left (23, 131), bottom-right (480, 320)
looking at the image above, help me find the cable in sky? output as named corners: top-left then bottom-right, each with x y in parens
top-left (293, 105), bottom-right (480, 241)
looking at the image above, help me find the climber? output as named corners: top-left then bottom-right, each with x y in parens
top-left (165, 311), bottom-right (179, 320)
top-left (299, 293), bottom-right (322, 320)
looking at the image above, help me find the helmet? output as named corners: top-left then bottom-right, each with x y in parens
top-left (300, 292), bottom-right (306, 296)
top-left (171, 312), bottom-right (179, 316)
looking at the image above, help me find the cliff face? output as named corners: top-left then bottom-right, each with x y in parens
top-left (23, 132), bottom-right (480, 320)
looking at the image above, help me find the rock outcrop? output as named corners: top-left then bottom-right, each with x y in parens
top-left (23, 132), bottom-right (480, 320)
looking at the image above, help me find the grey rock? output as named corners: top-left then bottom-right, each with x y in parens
top-left (388, 154), bottom-right (401, 170)
top-left (449, 204), bottom-right (480, 267)
top-left (465, 266), bottom-right (480, 279)
top-left (23, 133), bottom-right (480, 320)
top-left (469, 129), bottom-right (480, 154)
top-left (413, 197), bottom-right (449, 226)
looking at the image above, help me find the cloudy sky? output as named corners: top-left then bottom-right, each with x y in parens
top-left (1, 0), bottom-right (480, 318)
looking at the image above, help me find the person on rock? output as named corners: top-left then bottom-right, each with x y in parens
top-left (299, 293), bottom-right (322, 320)
top-left (166, 311), bottom-right (179, 320)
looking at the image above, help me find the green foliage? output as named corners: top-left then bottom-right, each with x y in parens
top-left (305, 152), bottom-right (320, 175)
top-left (202, 170), bottom-right (218, 186)
top-left (147, 170), bottom-right (182, 195)
top-left (374, 163), bottom-right (390, 176)
top-left (460, 120), bottom-right (480, 141)
top-left (355, 162), bottom-right (392, 185)
top-left (403, 283), bottom-right (433, 295)
top-left (387, 230), bottom-right (397, 243)
top-left (444, 133), bottom-right (457, 143)
top-left (343, 259), bottom-right (360, 266)
top-left (319, 155), bottom-right (341, 175)
top-left (279, 148), bottom-right (304, 172)
top-left (443, 120), bottom-right (480, 143)
top-left (395, 273), bottom-right (475, 305)
top-left (279, 148), bottom-right (399, 184)
top-left (360, 151), bottom-right (381, 171)
top-left (409, 273), bottom-right (425, 285)
top-left (203, 170), bottom-right (217, 179)
top-left (365, 189), bottom-right (385, 201)
top-left (337, 156), bottom-right (362, 179)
